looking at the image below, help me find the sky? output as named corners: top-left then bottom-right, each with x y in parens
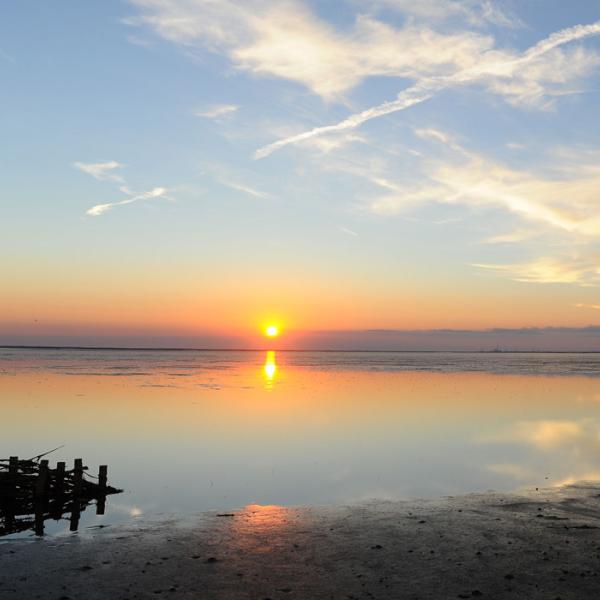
top-left (2, 0), bottom-right (600, 350)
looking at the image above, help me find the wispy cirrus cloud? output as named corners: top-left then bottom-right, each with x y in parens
top-left (86, 187), bottom-right (169, 217)
top-left (128, 0), bottom-right (496, 100)
top-left (369, 0), bottom-right (522, 28)
top-left (305, 126), bottom-right (600, 285)
top-left (217, 177), bottom-right (270, 199)
top-left (473, 257), bottom-right (600, 285)
top-left (575, 303), bottom-right (600, 310)
top-left (75, 161), bottom-right (170, 217)
top-left (368, 138), bottom-right (600, 238)
top-left (255, 19), bottom-right (600, 157)
top-left (338, 225), bottom-right (358, 236)
top-left (481, 230), bottom-right (536, 244)
top-left (195, 104), bottom-right (239, 119)
top-left (73, 160), bottom-right (125, 183)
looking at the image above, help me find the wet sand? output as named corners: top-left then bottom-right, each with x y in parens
top-left (2, 483), bottom-right (600, 599)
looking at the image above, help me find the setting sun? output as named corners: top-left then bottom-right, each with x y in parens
top-left (265, 325), bottom-right (279, 338)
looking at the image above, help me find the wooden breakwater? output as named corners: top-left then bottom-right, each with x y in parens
top-left (0, 456), bottom-right (122, 537)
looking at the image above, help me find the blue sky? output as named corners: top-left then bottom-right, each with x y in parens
top-left (2, 1), bottom-right (600, 348)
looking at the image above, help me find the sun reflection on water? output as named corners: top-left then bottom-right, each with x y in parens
top-left (263, 350), bottom-right (277, 389)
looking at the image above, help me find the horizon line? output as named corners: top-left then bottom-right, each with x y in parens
top-left (2, 345), bottom-right (600, 354)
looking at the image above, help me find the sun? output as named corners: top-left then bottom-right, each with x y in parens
top-left (265, 325), bottom-right (279, 338)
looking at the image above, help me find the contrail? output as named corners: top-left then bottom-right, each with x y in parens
top-left (87, 187), bottom-right (168, 217)
top-left (254, 20), bottom-right (600, 159)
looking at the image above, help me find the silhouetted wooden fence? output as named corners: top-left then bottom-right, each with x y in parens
top-left (0, 456), bottom-right (121, 536)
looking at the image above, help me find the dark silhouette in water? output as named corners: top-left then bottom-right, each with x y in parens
top-left (0, 454), bottom-right (121, 537)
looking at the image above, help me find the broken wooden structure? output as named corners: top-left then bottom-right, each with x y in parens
top-left (0, 456), bottom-right (121, 537)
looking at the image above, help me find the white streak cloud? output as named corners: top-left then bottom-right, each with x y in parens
top-left (472, 257), bottom-right (600, 285)
top-left (217, 177), bottom-right (270, 199)
top-left (195, 104), bottom-right (239, 119)
top-left (74, 160), bottom-right (125, 183)
top-left (87, 187), bottom-right (169, 217)
top-left (255, 19), bottom-right (600, 157)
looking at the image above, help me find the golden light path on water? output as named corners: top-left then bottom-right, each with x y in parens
top-left (2, 348), bottom-right (600, 535)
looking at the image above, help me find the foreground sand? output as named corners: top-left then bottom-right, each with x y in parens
top-left (2, 483), bottom-right (600, 599)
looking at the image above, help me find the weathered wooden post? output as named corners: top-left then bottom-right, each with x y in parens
top-left (34, 460), bottom-right (49, 536)
top-left (4, 456), bottom-right (19, 530)
top-left (96, 465), bottom-right (108, 515)
top-left (73, 458), bottom-right (83, 498)
top-left (55, 462), bottom-right (66, 495)
top-left (70, 458), bottom-right (83, 532)
top-left (51, 461), bottom-right (66, 520)
top-left (8, 456), bottom-right (18, 477)
top-left (98, 465), bottom-right (107, 490)
top-left (36, 460), bottom-right (49, 493)
top-left (69, 504), bottom-right (80, 532)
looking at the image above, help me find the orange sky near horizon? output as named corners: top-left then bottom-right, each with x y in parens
top-left (2, 260), bottom-right (599, 343)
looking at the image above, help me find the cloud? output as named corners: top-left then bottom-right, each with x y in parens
top-left (353, 141), bottom-right (600, 286)
top-left (575, 303), bottom-right (600, 310)
top-left (338, 225), bottom-right (358, 236)
top-left (74, 160), bottom-right (125, 183)
top-left (472, 257), bottom-right (600, 285)
top-left (370, 145), bottom-right (600, 235)
top-left (290, 326), bottom-right (600, 351)
top-left (481, 230), bottom-right (536, 244)
top-left (76, 160), bottom-right (170, 217)
top-left (129, 0), bottom-right (496, 101)
top-left (370, 0), bottom-right (521, 28)
top-left (297, 132), bottom-right (366, 154)
top-left (86, 187), bottom-right (169, 217)
top-left (195, 104), bottom-right (239, 119)
top-left (255, 19), bottom-right (600, 157)
top-left (217, 177), bottom-right (270, 199)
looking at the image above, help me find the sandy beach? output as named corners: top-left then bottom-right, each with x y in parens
top-left (2, 482), bottom-right (600, 599)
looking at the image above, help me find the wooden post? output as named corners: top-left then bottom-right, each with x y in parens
top-left (55, 462), bottom-right (66, 495)
top-left (96, 465), bottom-right (108, 515)
top-left (35, 460), bottom-right (49, 497)
top-left (4, 457), bottom-right (18, 530)
top-left (34, 502), bottom-right (45, 536)
top-left (98, 465), bottom-right (107, 490)
top-left (70, 503), bottom-right (81, 532)
top-left (7, 456), bottom-right (18, 498)
top-left (51, 462), bottom-right (66, 520)
top-left (73, 458), bottom-right (83, 498)
top-left (34, 460), bottom-right (49, 537)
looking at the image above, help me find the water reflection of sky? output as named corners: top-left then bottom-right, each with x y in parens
top-left (2, 349), bottom-right (600, 536)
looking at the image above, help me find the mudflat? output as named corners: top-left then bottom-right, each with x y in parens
top-left (2, 483), bottom-right (600, 599)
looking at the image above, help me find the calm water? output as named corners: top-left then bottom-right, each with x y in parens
top-left (2, 348), bottom-right (600, 537)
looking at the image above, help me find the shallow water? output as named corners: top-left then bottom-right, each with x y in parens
top-left (2, 348), bottom-right (600, 538)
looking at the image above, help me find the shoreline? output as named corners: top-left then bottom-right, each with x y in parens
top-left (2, 483), bottom-right (600, 599)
